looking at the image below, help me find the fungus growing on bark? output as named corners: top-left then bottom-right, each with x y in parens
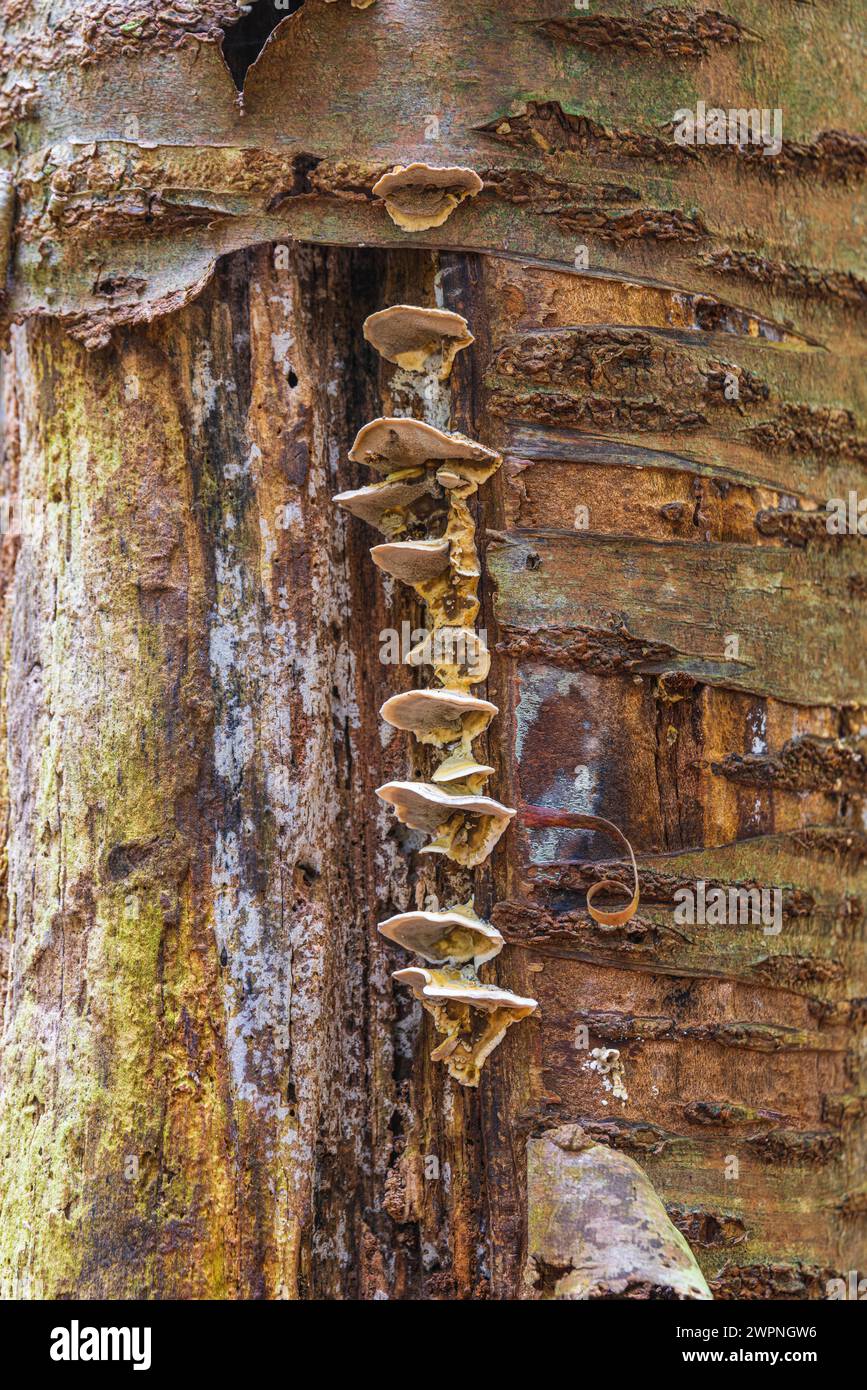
top-left (378, 902), bottom-right (504, 966)
top-left (430, 749), bottom-right (495, 785)
top-left (372, 164), bottom-right (483, 231)
top-left (380, 689), bottom-right (497, 747)
top-left (359, 486), bottom-right (482, 629)
top-left (406, 625), bottom-right (491, 688)
top-left (363, 305), bottom-right (474, 378)
top-left (332, 476), bottom-right (442, 534)
top-left (332, 307), bottom-right (531, 1079)
top-left (370, 537), bottom-right (451, 583)
top-left (349, 417), bottom-right (500, 486)
top-left (376, 781), bottom-right (516, 866)
top-left (393, 966), bottom-right (537, 1087)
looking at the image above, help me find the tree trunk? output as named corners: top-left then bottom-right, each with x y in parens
top-left (0, 0), bottom-right (864, 1300)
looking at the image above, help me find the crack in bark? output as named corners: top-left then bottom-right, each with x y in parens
top-left (478, 100), bottom-right (867, 182)
top-left (481, 170), bottom-right (709, 242)
top-left (714, 735), bottom-right (867, 793)
top-left (754, 509), bottom-right (836, 547)
top-left (711, 1264), bottom-right (840, 1299)
top-left (666, 1204), bottom-right (747, 1248)
top-left (497, 621), bottom-right (679, 675)
top-left (535, 9), bottom-right (758, 60)
top-left (702, 247), bottom-right (867, 310)
top-left (744, 404), bottom-right (867, 463)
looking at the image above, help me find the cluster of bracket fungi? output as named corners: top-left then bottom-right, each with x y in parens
top-left (332, 165), bottom-right (640, 1086)
top-left (333, 299), bottom-right (538, 1087)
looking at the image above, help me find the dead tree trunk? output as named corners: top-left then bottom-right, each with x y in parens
top-left (0, 0), bottom-right (864, 1299)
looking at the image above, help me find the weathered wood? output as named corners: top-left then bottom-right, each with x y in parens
top-left (3, 2), bottom-right (865, 351)
top-left (439, 245), bottom-right (867, 1295)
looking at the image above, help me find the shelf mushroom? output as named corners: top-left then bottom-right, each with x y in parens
top-left (380, 688), bottom-right (497, 746)
top-left (378, 903), bottom-right (504, 967)
top-left (381, 688), bottom-right (499, 788)
top-left (393, 966), bottom-right (537, 1087)
top-left (349, 417), bottom-right (500, 490)
top-left (363, 305), bottom-right (474, 378)
top-left (370, 537), bottom-right (451, 584)
top-left (332, 475), bottom-right (443, 536)
top-left (372, 164), bottom-right (483, 231)
top-left (376, 781), bottom-right (516, 867)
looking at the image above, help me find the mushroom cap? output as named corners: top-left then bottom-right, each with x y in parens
top-left (375, 781), bottom-right (516, 834)
top-left (363, 305), bottom-right (474, 377)
top-left (349, 417), bottom-right (500, 475)
top-left (431, 750), bottom-right (495, 784)
top-left (378, 907), bottom-right (504, 965)
top-left (372, 165), bottom-right (484, 199)
top-left (371, 165), bottom-right (484, 232)
top-left (332, 477), bottom-right (438, 532)
top-left (393, 966), bottom-right (537, 1016)
top-left (370, 538), bottom-right (450, 583)
top-left (380, 688), bottom-right (497, 738)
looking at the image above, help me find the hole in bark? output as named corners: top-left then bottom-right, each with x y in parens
top-left (221, 1), bottom-right (304, 92)
top-left (287, 369), bottom-right (298, 388)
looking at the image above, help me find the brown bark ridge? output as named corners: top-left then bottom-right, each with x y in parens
top-left (0, 0), bottom-right (864, 1298)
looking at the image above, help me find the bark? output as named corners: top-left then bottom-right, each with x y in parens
top-left (0, 0), bottom-right (865, 1299)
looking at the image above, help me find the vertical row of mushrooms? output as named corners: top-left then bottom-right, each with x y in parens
top-left (334, 305), bottom-right (537, 1087)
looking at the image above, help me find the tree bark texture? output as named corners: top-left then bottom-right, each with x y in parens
top-left (0, 0), bottom-right (865, 1299)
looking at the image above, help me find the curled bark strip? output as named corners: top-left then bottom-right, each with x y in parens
top-left (521, 808), bottom-right (640, 925)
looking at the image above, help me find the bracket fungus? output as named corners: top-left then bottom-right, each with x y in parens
top-left (378, 903), bottom-right (504, 967)
top-left (406, 625), bottom-right (491, 689)
top-left (333, 305), bottom-right (533, 1083)
top-left (372, 164), bottom-right (483, 231)
top-left (380, 689), bottom-right (497, 747)
top-left (349, 417), bottom-right (500, 488)
top-left (376, 782), bottom-right (516, 867)
top-left (332, 476), bottom-right (441, 535)
top-left (393, 967), bottom-right (537, 1087)
top-left (429, 749), bottom-right (495, 786)
top-left (363, 305), bottom-right (474, 378)
top-left (370, 537), bottom-right (451, 584)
